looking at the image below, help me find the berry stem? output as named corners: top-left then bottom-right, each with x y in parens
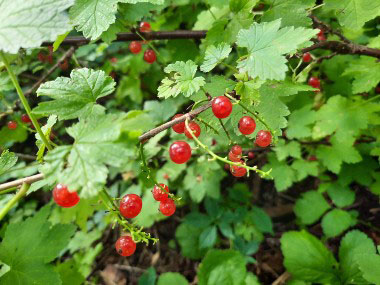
top-left (0, 183), bottom-right (30, 221)
top-left (0, 52), bottom-right (53, 152)
top-left (135, 30), bottom-right (161, 56)
top-left (184, 119), bottom-right (271, 178)
top-left (218, 118), bottom-right (233, 144)
top-left (195, 117), bottom-right (219, 134)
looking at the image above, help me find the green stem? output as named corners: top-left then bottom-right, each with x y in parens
top-left (0, 186), bottom-right (18, 195)
top-left (220, 62), bottom-right (239, 73)
top-left (352, 94), bottom-right (380, 109)
top-left (196, 117), bottom-right (219, 134)
top-left (0, 183), bottom-right (30, 221)
top-left (0, 52), bottom-right (52, 151)
top-left (218, 118), bottom-right (233, 144)
top-left (184, 119), bottom-right (271, 178)
top-left (135, 30), bottom-right (160, 56)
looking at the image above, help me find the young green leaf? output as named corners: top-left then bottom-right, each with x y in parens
top-left (157, 272), bottom-right (189, 285)
top-left (294, 191), bottom-right (330, 225)
top-left (355, 253), bottom-right (380, 285)
top-left (0, 150), bottom-right (17, 176)
top-left (35, 115), bottom-right (57, 162)
top-left (274, 139), bottom-right (301, 161)
top-left (321, 209), bottom-right (354, 238)
top-left (200, 43), bottom-right (232, 72)
top-left (33, 68), bottom-right (115, 120)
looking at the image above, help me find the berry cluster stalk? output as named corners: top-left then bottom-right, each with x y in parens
top-left (184, 119), bottom-right (271, 178)
top-left (0, 183), bottom-right (30, 221)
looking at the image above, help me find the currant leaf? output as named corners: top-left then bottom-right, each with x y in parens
top-left (200, 43), bottom-right (232, 72)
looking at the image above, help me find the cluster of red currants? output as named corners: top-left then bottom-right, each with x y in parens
top-left (168, 96), bottom-right (272, 177)
top-left (128, 22), bottom-right (157, 64)
top-left (7, 114), bottom-right (32, 130)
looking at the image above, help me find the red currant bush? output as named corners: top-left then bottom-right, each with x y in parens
top-left (7, 121), bottom-right (17, 130)
top-left (184, 121), bottom-right (201, 139)
top-left (238, 116), bottom-right (256, 135)
top-left (230, 165), bottom-right (247, 177)
top-left (53, 184), bottom-right (80, 208)
top-left (159, 198), bottom-right (176, 216)
top-left (21, 114), bottom-right (31, 123)
top-left (171, 114), bottom-right (185, 133)
top-left (302, 53), bottom-right (312, 63)
top-left (152, 184), bottom-right (169, 202)
top-left (308, 77), bottom-right (321, 89)
top-left (255, 130), bottom-right (272, 147)
top-left (212, 96), bottom-right (233, 119)
top-left (115, 236), bottom-right (136, 257)
top-left (144, 50), bottom-right (156, 64)
top-left (139, 21), bottom-right (151, 32)
top-left (129, 41), bottom-right (142, 54)
top-left (119, 194), bottom-right (142, 219)
top-left (169, 141), bottom-right (192, 164)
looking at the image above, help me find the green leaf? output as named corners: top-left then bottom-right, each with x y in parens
top-left (175, 223), bottom-right (207, 260)
top-left (339, 230), bottom-right (376, 284)
top-left (281, 230), bottom-right (339, 283)
top-left (200, 43), bottom-right (232, 72)
top-left (262, 0), bottom-right (315, 27)
top-left (40, 113), bottom-right (133, 198)
top-left (70, 0), bottom-right (119, 40)
top-left (250, 207), bottom-right (273, 234)
top-left (324, 0), bottom-right (380, 30)
top-left (199, 226), bottom-right (217, 249)
top-left (294, 191), bottom-right (330, 225)
top-left (34, 68), bottom-right (115, 120)
top-left (262, 153), bottom-right (296, 191)
top-left (56, 260), bottom-right (85, 285)
top-left (120, 0), bottom-right (163, 4)
top-left (198, 249), bottom-right (247, 285)
top-left (326, 183), bottom-right (355, 208)
top-left (0, 205), bottom-right (76, 284)
top-left (229, 0), bottom-right (258, 13)
top-left (35, 115), bottom-right (57, 162)
top-left (0, 0), bottom-right (73, 53)
top-left (291, 159), bottom-right (318, 181)
top-left (286, 105), bottom-right (316, 139)
top-left (321, 209), bottom-right (354, 238)
top-left (138, 267), bottom-right (157, 285)
top-left (355, 253), bottom-right (380, 285)
top-left (157, 272), bottom-right (189, 285)
top-left (274, 139), bottom-right (301, 161)
top-left (0, 150), bottom-right (17, 176)
top-left (236, 20), bottom-right (317, 80)
top-left (53, 32), bottom-right (70, 52)
top-left (158, 60), bottom-right (205, 99)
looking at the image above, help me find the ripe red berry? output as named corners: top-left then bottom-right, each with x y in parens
top-left (129, 41), bottom-right (142, 54)
top-left (169, 141), bottom-right (192, 164)
top-left (59, 59), bottom-right (69, 70)
top-left (53, 184), bottom-right (80, 208)
top-left (115, 236), bottom-right (136, 257)
top-left (159, 199), bottom-right (176, 216)
top-left (7, 121), bottom-right (17, 130)
top-left (308, 155), bottom-right (317, 161)
top-left (212, 96), bottom-right (233, 119)
top-left (144, 49), bottom-right (156, 64)
top-left (152, 184), bottom-right (169, 202)
top-left (119, 194), bottom-right (142, 219)
top-left (303, 53), bottom-right (312, 63)
top-left (211, 139), bottom-right (217, 146)
top-left (231, 145), bottom-right (242, 155)
top-left (248, 151), bottom-right (255, 160)
top-left (110, 57), bottom-right (118, 63)
top-left (139, 21), bottom-right (151, 32)
top-left (317, 29), bottom-right (326, 41)
top-left (171, 114), bottom-right (185, 133)
top-left (184, 121), bottom-right (201, 139)
top-left (21, 114), bottom-right (31, 123)
top-left (318, 34), bottom-right (326, 41)
top-left (37, 52), bottom-right (46, 62)
top-left (228, 151), bottom-right (241, 162)
top-left (308, 77), bottom-right (321, 89)
top-left (238, 116), bottom-right (256, 135)
top-left (230, 165), bottom-right (247, 177)
top-left (255, 130), bottom-right (272, 147)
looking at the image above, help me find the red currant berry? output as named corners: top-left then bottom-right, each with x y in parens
top-left (59, 59), bottom-right (69, 71)
top-left (308, 155), bottom-right (317, 161)
top-left (115, 236), bottom-right (136, 257)
top-left (53, 184), bottom-right (80, 208)
top-left (230, 165), bottom-right (247, 177)
top-left (129, 41), bottom-right (142, 54)
top-left (248, 151), bottom-right (255, 160)
top-left (231, 145), bottom-right (242, 155)
top-left (139, 21), bottom-right (151, 32)
top-left (212, 139), bottom-right (217, 146)
top-left (119, 194), bottom-right (142, 219)
top-left (255, 130), bottom-right (272, 147)
top-left (308, 77), bottom-right (321, 89)
top-left (46, 54), bottom-right (53, 65)
top-left (302, 53), bottom-right (312, 63)
top-left (238, 116), bottom-right (256, 135)
top-left (212, 96), bottom-right (233, 119)
top-left (7, 121), bottom-right (17, 130)
top-left (228, 151), bottom-right (241, 162)
top-left (144, 49), bottom-right (156, 64)
top-left (169, 141), bottom-right (192, 164)
top-left (110, 57), bottom-right (118, 63)
top-left (37, 52), bottom-right (46, 62)
top-left (21, 114), bottom-right (31, 123)
top-left (184, 121), bottom-right (201, 139)
top-left (171, 114), bottom-right (185, 133)
top-left (317, 29), bottom-right (324, 37)
top-left (152, 184), bottom-right (169, 202)
top-left (159, 199), bottom-right (176, 216)
top-left (318, 34), bottom-right (326, 41)
top-left (163, 173), bottom-right (170, 180)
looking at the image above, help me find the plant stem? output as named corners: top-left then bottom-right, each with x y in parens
top-left (135, 30), bottom-right (160, 56)
top-left (0, 52), bottom-right (52, 151)
top-left (184, 119), bottom-right (271, 178)
top-left (218, 118), bottom-right (233, 144)
top-left (0, 186), bottom-right (18, 195)
top-left (220, 62), bottom-right (239, 73)
top-left (0, 183), bottom-right (30, 221)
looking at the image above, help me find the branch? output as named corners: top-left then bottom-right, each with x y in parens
top-left (0, 173), bottom-right (43, 192)
top-left (42, 30), bottom-right (207, 47)
top-left (310, 15), bottom-right (351, 43)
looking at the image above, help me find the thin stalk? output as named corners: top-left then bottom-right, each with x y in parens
top-left (218, 118), bottom-right (233, 144)
top-left (351, 94), bottom-right (380, 109)
top-left (0, 52), bottom-right (52, 151)
top-left (220, 62), bottom-right (239, 73)
top-left (196, 117), bottom-right (219, 134)
top-left (0, 186), bottom-right (19, 195)
top-left (0, 183), bottom-right (30, 221)
top-left (184, 119), bottom-right (271, 178)
top-left (135, 30), bottom-right (160, 56)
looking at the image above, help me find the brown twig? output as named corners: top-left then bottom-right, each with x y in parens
top-left (0, 173), bottom-right (43, 192)
top-left (272, 272), bottom-right (291, 285)
top-left (310, 15), bottom-right (351, 43)
top-left (14, 153), bottom-right (37, 161)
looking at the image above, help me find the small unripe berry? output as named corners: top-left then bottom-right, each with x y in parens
top-left (115, 236), bottom-right (136, 257)
top-left (159, 199), bottom-right (176, 216)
